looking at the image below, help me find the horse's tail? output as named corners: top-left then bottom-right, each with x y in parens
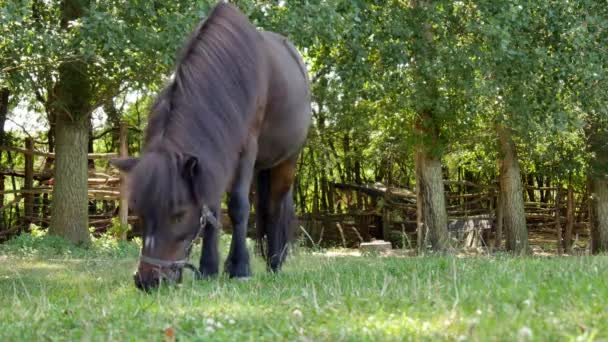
top-left (255, 168), bottom-right (295, 272)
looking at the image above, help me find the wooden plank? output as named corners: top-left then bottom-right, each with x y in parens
top-left (0, 145), bottom-right (118, 159)
top-left (0, 168), bottom-right (53, 180)
top-left (0, 187), bottom-right (119, 197)
top-left (0, 188), bottom-right (52, 195)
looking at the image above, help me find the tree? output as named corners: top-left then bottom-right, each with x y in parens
top-left (2, 0), bottom-right (213, 243)
top-left (45, 0), bottom-right (93, 243)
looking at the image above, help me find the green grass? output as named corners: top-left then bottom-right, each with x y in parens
top-left (0, 232), bottom-right (607, 341)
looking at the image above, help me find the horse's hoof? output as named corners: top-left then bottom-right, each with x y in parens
top-left (198, 270), bottom-right (219, 280)
top-left (225, 261), bottom-right (251, 280)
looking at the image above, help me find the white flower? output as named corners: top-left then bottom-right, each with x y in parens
top-left (292, 309), bottom-right (303, 320)
top-left (518, 326), bottom-right (533, 340)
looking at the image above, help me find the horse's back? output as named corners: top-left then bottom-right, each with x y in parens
top-left (255, 31), bottom-right (311, 170)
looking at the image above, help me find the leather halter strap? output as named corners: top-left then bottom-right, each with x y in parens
top-left (138, 205), bottom-right (220, 277)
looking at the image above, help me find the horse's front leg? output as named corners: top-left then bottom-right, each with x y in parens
top-left (199, 204), bottom-right (221, 278)
top-left (225, 142), bottom-right (257, 279)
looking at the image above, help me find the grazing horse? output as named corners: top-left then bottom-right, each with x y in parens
top-left (110, 3), bottom-right (311, 291)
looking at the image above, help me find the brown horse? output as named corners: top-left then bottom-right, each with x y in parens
top-left (110, 3), bottom-right (311, 291)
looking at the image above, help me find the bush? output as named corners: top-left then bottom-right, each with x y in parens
top-left (0, 225), bottom-right (140, 259)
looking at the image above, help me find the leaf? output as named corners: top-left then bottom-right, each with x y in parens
top-left (163, 327), bottom-right (175, 342)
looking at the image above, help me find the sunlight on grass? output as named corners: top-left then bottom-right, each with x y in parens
top-left (0, 235), bottom-right (607, 340)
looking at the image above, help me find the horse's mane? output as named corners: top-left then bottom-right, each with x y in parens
top-left (129, 3), bottom-right (262, 214)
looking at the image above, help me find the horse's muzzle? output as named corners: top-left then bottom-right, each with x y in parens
top-left (133, 263), bottom-right (183, 292)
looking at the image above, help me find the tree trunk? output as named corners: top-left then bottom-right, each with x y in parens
top-left (589, 178), bottom-right (608, 253)
top-left (587, 116), bottom-right (608, 253)
top-left (0, 88), bottom-right (9, 226)
top-left (311, 151), bottom-right (320, 215)
top-left (410, 0), bottom-right (449, 253)
top-left (526, 174), bottom-right (535, 202)
top-left (23, 138), bottom-right (35, 227)
top-left (536, 175), bottom-right (546, 203)
top-left (494, 186), bottom-right (504, 250)
top-left (497, 126), bottom-right (529, 255)
top-left (415, 113), bottom-right (449, 252)
top-left (49, 108), bottom-right (91, 243)
top-left (87, 118), bottom-right (96, 215)
top-left (415, 148), bottom-right (449, 252)
top-left (118, 121), bottom-right (129, 239)
top-left (48, 0), bottom-right (92, 244)
top-left (103, 98), bottom-right (121, 150)
top-left (555, 186), bottom-right (563, 255)
top-left (343, 134), bottom-right (352, 183)
top-left (41, 107), bottom-right (56, 228)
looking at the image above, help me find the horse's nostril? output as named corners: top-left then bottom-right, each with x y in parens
top-left (133, 271), bottom-right (160, 292)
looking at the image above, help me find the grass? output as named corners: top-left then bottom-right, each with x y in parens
top-left (0, 231), bottom-right (607, 341)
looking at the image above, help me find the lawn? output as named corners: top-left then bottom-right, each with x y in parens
top-left (0, 231), bottom-right (606, 341)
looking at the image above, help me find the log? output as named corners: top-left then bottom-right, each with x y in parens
top-left (0, 188), bottom-right (52, 195)
top-left (447, 192), bottom-right (492, 200)
top-left (87, 177), bottom-right (121, 185)
top-left (444, 180), bottom-right (497, 189)
top-left (0, 168), bottom-right (53, 181)
top-left (359, 240), bottom-right (392, 252)
top-left (330, 182), bottom-right (416, 202)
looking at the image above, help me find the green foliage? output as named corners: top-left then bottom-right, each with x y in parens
top-left (0, 225), bottom-right (140, 258)
top-left (2, 0), bottom-right (607, 215)
top-left (108, 217), bottom-right (131, 240)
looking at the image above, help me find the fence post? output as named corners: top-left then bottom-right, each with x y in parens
top-left (24, 138), bottom-right (34, 227)
top-left (565, 182), bottom-right (574, 253)
top-left (118, 121), bottom-right (129, 240)
top-left (555, 187), bottom-right (563, 255)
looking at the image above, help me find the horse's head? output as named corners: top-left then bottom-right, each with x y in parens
top-left (110, 152), bottom-right (205, 291)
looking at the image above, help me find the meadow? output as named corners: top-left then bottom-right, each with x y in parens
top-left (0, 231), bottom-right (606, 341)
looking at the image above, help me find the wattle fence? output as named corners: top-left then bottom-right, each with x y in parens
top-left (0, 125), bottom-right (590, 253)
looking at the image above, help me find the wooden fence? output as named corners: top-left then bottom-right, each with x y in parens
top-left (0, 123), bottom-right (591, 252)
top-left (298, 181), bottom-right (589, 252)
top-left (0, 121), bottom-right (130, 239)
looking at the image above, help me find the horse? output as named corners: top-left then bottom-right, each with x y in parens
top-left (110, 2), bottom-right (311, 291)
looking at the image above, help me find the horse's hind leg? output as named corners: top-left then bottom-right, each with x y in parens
top-left (225, 143), bottom-right (257, 278)
top-left (256, 157), bottom-right (297, 272)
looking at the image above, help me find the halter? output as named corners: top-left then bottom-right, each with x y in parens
top-left (138, 205), bottom-right (220, 280)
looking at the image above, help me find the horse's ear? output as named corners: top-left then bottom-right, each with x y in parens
top-left (182, 155), bottom-right (200, 181)
top-left (182, 155), bottom-right (202, 201)
top-left (109, 157), bottom-right (139, 173)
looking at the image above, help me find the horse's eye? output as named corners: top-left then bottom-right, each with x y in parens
top-left (170, 211), bottom-right (186, 224)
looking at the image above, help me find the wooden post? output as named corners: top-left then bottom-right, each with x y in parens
top-left (555, 187), bottom-right (563, 255)
top-left (118, 121), bottom-right (129, 240)
top-left (564, 183), bottom-right (574, 253)
top-left (23, 138), bottom-right (34, 227)
top-left (382, 207), bottom-right (391, 242)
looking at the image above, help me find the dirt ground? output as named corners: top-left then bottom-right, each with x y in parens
top-left (314, 230), bottom-right (591, 258)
